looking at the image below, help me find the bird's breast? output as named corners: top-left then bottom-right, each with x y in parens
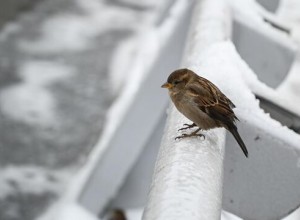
top-left (170, 92), bottom-right (219, 130)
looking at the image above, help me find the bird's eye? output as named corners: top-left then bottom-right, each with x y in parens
top-left (174, 80), bottom-right (181, 85)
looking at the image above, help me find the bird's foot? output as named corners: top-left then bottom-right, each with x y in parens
top-left (178, 123), bottom-right (197, 131)
top-left (175, 128), bottom-right (205, 140)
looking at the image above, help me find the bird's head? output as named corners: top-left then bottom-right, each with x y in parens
top-left (161, 68), bottom-right (193, 93)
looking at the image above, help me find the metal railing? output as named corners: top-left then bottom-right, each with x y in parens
top-left (142, 0), bottom-right (230, 219)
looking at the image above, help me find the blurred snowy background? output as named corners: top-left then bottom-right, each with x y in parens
top-left (0, 0), bottom-right (170, 219)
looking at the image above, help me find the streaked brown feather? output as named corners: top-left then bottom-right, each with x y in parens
top-left (186, 77), bottom-right (238, 123)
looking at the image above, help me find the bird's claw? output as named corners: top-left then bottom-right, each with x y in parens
top-left (175, 134), bottom-right (187, 140)
top-left (175, 132), bottom-right (205, 140)
top-left (178, 123), bottom-right (197, 131)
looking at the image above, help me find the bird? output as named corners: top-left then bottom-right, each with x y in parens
top-left (161, 68), bottom-right (248, 157)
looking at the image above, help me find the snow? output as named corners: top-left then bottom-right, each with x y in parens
top-left (143, 107), bottom-right (225, 220)
top-left (0, 22), bottom-right (21, 42)
top-left (20, 14), bottom-right (101, 52)
top-left (88, 0), bottom-right (300, 218)
top-left (145, 0), bottom-right (300, 219)
top-left (53, 208), bottom-right (240, 220)
top-left (28, 0), bottom-right (174, 219)
top-left (19, 61), bottom-right (74, 85)
top-left (115, 0), bottom-right (159, 8)
top-left (37, 203), bottom-right (99, 220)
top-left (107, 0), bottom-right (188, 141)
top-left (39, 207), bottom-right (241, 220)
top-left (143, 1), bottom-right (228, 219)
top-left (36, 0), bottom-right (199, 219)
top-left (18, 0), bottom-right (161, 54)
top-left (0, 61), bottom-right (74, 125)
top-left (0, 0), bottom-right (171, 218)
top-left (275, 0), bottom-right (300, 115)
top-left (218, 0), bottom-right (300, 218)
top-left (0, 166), bottom-right (69, 200)
top-left (109, 31), bottom-right (159, 95)
top-left (108, 0), bottom-right (182, 94)
top-left (109, 37), bottom-right (137, 94)
top-left (193, 40), bottom-right (299, 140)
top-left (221, 211), bottom-right (242, 220)
top-left (277, 0), bottom-right (300, 21)
top-left (276, 1), bottom-right (300, 219)
top-left (225, 0), bottom-right (300, 137)
top-left (228, 0), bottom-right (295, 49)
top-left (277, 56), bottom-right (300, 115)
top-left (188, 38), bottom-right (300, 151)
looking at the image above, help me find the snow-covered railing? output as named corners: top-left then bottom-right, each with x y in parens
top-left (143, 0), bottom-right (230, 219)
top-left (223, 1), bottom-right (300, 219)
top-left (143, 0), bottom-right (300, 219)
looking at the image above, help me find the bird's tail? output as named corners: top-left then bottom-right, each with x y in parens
top-left (228, 124), bottom-right (248, 158)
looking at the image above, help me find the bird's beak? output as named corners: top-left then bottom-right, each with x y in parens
top-left (161, 82), bottom-right (173, 89)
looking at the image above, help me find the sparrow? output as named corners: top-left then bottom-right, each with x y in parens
top-left (161, 68), bottom-right (248, 157)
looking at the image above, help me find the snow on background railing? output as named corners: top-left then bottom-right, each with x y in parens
top-left (144, 0), bottom-right (300, 219)
top-left (223, 0), bottom-right (300, 219)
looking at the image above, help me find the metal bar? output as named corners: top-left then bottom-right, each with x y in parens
top-left (142, 0), bottom-right (229, 219)
top-left (255, 94), bottom-right (300, 134)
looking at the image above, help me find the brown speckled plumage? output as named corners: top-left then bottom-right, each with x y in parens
top-left (162, 68), bottom-right (248, 157)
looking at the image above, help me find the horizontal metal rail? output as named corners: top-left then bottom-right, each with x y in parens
top-left (142, 0), bottom-right (229, 219)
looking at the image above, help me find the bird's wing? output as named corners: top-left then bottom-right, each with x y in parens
top-left (186, 78), bottom-right (238, 123)
top-left (204, 78), bottom-right (236, 108)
